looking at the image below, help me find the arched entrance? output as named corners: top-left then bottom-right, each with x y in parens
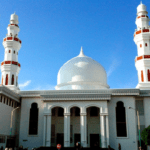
top-left (70, 106), bottom-right (81, 147)
top-left (86, 106), bottom-right (100, 148)
top-left (51, 106), bottom-right (64, 147)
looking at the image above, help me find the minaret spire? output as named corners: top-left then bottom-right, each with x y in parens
top-left (134, 3), bottom-right (150, 89)
top-left (1, 13), bottom-right (21, 91)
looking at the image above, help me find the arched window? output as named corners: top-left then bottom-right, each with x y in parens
top-left (14, 51), bottom-right (15, 54)
top-left (116, 101), bottom-right (127, 137)
top-left (141, 70), bottom-right (144, 82)
top-left (147, 70), bottom-right (150, 81)
top-left (29, 103), bottom-right (39, 135)
top-left (11, 75), bottom-right (14, 85)
top-left (5, 74), bottom-right (8, 85)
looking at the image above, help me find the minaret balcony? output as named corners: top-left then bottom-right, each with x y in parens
top-left (137, 15), bottom-right (149, 19)
top-left (134, 29), bottom-right (150, 37)
top-left (8, 24), bottom-right (19, 27)
top-left (1, 61), bottom-right (21, 67)
top-left (3, 37), bottom-right (21, 44)
top-left (135, 55), bottom-right (150, 62)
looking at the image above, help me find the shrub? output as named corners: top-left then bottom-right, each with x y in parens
top-left (141, 125), bottom-right (150, 145)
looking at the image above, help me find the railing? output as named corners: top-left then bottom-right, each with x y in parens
top-left (3, 37), bottom-right (21, 44)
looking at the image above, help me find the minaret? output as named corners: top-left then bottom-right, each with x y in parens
top-left (1, 13), bottom-right (21, 91)
top-left (134, 2), bottom-right (150, 89)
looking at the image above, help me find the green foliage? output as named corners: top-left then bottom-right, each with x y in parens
top-left (141, 125), bottom-right (150, 145)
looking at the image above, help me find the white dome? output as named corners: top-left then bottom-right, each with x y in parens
top-left (55, 48), bottom-right (109, 90)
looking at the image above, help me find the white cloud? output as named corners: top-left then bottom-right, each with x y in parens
top-left (19, 80), bottom-right (31, 89)
top-left (32, 84), bottom-right (55, 90)
top-left (107, 59), bottom-right (120, 77)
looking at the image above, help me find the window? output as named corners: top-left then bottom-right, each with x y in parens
top-left (116, 102), bottom-right (127, 137)
top-left (140, 44), bottom-right (142, 48)
top-left (0, 136), bottom-right (5, 143)
top-left (5, 74), bottom-right (8, 85)
top-left (3, 97), bottom-right (5, 104)
top-left (9, 99), bottom-right (12, 106)
top-left (29, 103), bottom-right (39, 135)
top-left (141, 70), bottom-right (144, 82)
top-left (75, 107), bottom-right (80, 116)
top-left (136, 100), bottom-right (144, 115)
top-left (6, 98), bottom-right (8, 105)
top-left (14, 51), bottom-right (15, 54)
top-left (0, 96), bottom-right (1, 102)
top-left (90, 107), bottom-right (98, 116)
top-left (58, 107), bottom-right (64, 117)
top-left (9, 50), bottom-right (11, 53)
top-left (148, 70), bottom-right (150, 81)
top-left (145, 43), bottom-right (147, 47)
top-left (11, 75), bottom-right (14, 85)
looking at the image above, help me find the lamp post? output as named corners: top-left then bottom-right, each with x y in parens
top-left (128, 107), bottom-right (141, 150)
top-left (10, 107), bottom-right (20, 137)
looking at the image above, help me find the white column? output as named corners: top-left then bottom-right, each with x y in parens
top-left (106, 115), bottom-right (109, 147)
top-left (64, 113), bottom-right (70, 147)
top-left (80, 113), bottom-right (87, 147)
top-left (46, 114), bottom-right (51, 147)
top-left (100, 114), bottom-right (106, 148)
top-left (43, 115), bottom-right (46, 146)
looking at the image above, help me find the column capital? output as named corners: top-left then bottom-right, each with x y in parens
top-left (44, 112), bottom-right (51, 116)
top-left (100, 113), bottom-right (108, 116)
top-left (64, 113), bottom-right (70, 116)
top-left (80, 113), bottom-right (87, 116)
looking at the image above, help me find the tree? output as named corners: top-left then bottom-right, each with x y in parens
top-left (141, 125), bottom-right (150, 145)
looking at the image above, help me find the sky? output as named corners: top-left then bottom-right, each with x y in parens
top-left (0, 0), bottom-right (150, 91)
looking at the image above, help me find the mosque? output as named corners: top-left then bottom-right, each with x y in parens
top-left (0, 2), bottom-right (150, 150)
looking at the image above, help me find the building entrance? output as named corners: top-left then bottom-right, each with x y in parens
top-left (56, 133), bottom-right (64, 147)
top-left (74, 134), bottom-right (80, 147)
top-left (90, 134), bottom-right (99, 147)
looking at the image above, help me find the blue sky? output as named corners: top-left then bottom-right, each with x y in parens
top-left (0, 0), bottom-right (150, 90)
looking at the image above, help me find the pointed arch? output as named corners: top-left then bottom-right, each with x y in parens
top-left (147, 69), bottom-right (150, 81)
top-left (11, 74), bottom-right (14, 85)
top-left (141, 70), bottom-right (144, 82)
top-left (5, 74), bottom-right (8, 85)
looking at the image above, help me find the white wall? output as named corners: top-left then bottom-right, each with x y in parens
top-left (0, 98), bottom-right (20, 149)
top-left (19, 98), bottom-right (44, 149)
top-left (108, 96), bottom-right (138, 150)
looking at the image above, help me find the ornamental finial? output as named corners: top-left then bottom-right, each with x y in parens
top-left (78, 46), bottom-right (86, 57)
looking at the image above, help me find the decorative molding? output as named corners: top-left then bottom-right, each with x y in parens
top-left (80, 113), bottom-right (87, 116)
top-left (0, 85), bottom-right (20, 101)
top-left (64, 113), bottom-right (70, 116)
top-left (43, 113), bottom-right (51, 116)
top-left (100, 113), bottom-right (108, 116)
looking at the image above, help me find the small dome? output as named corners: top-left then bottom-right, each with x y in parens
top-left (137, 2), bottom-right (147, 13)
top-left (55, 47), bottom-right (109, 90)
top-left (10, 13), bottom-right (19, 24)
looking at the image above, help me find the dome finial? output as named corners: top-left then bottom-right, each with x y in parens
top-left (78, 46), bottom-right (85, 57)
top-left (140, 1), bottom-right (142, 4)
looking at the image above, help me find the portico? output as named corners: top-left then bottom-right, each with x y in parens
top-left (42, 92), bottom-right (110, 148)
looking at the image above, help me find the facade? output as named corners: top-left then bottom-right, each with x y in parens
top-left (0, 2), bottom-right (150, 150)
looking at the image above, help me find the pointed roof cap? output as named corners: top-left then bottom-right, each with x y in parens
top-left (78, 47), bottom-right (86, 57)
